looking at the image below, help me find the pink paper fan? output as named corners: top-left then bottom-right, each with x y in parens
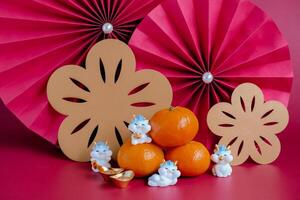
top-left (129, 0), bottom-right (293, 150)
top-left (0, 0), bottom-right (162, 144)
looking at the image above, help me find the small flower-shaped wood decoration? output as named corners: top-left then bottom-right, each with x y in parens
top-left (207, 83), bottom-right (289, 165)
top-left (47, 39), bottom-right (172, 162)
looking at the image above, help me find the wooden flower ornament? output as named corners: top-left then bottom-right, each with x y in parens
top-left (207, 83), bottom-right (289, 165)
top-left (47, 39), bottom-right (172, 162)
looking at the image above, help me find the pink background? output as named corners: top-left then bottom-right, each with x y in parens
top-left (0, 0), bottom-right (299, 199)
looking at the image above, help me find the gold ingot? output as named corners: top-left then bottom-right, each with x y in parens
top-left (98, 166), bottom-right (124, 182)
top-left (110, 170), bottom-right (135, 188)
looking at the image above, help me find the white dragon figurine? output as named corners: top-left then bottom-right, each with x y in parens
top-left (211, 144), bottom-right (233, 177)
top-left (148, 160), bottom-right (181, 187)
top-left (90, 141), bottom-right (112, 172)
top-left (128, 115), bottom-right (152, 145)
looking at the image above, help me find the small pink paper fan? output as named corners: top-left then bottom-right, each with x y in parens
top-left (129, 0), bottom-right (293, 149)
top-left (0, 0), bottom-right (163, 144)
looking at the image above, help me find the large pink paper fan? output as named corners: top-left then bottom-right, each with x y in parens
top-left (0, 0), bottom-right (163, 144)
top-left (129, 0), bottom-right (293, 149)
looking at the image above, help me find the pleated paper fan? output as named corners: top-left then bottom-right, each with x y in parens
top-left (129, 0), bottom-right (293, 150)
top-left (0, 0), bottom-right (163, 144)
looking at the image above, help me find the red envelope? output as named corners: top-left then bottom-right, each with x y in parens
top-left (129, 0), bottom-right (293, 150)
top-left (0, 0), bottom-right (162, 144)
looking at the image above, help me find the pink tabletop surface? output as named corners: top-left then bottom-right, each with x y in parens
top-left (1, 0), bottom-right (300, 199)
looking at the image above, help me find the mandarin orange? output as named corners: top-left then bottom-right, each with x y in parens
top-left (149, 106), bottom-right (199, 147)
top-left (165, 141), bottom-right (210, 176)
top-left (117, 140), bottom-right (164, 177)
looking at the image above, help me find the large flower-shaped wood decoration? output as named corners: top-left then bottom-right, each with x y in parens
top-left (47, 39), bottom-right (172, 162)
top-left (207, 83), bottom-right (289, 165)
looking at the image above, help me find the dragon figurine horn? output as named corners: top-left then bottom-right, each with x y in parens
top-left (214, 144), bottom-right (219, 152)
top-left (174, 161), bottom-right (178, 165)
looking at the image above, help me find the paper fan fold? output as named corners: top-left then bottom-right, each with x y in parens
top-left (0, 0), bottom-right (163, 143)
top-left (129, 0), bottom-right (293, 149)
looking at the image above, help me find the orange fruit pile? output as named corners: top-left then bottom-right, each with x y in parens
top-left (117, 106), bottom-right (210, 177)
top-left (117, 140), bottom-right (164, 177)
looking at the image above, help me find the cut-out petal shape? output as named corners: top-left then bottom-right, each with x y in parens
top-left (250, 133), bottom-right (281, 164)
top-left (219, 134), bottom-right (249, 166)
